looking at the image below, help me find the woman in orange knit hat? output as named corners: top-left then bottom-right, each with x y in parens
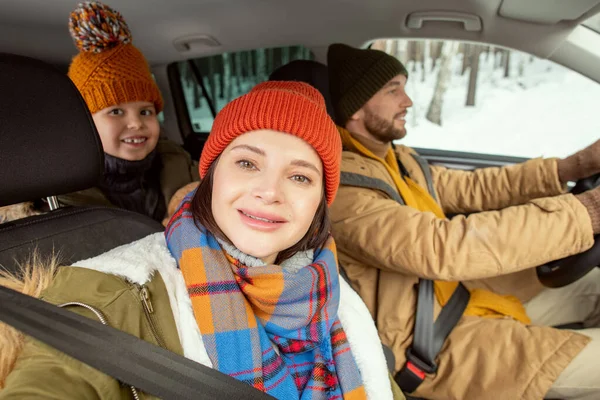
top-left (0, 1), bottom-right (198, 224)
top-left (1, 81), bottom-right (404, 399)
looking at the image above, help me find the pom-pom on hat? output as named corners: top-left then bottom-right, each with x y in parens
top-left (199, 81), bottom-right (342, 205)
top-left (67, 1), bottom-right (163, 114)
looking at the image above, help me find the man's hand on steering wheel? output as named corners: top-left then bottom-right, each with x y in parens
top-left (558, 139), bottom-right (600, 184)
top-left (537, 162), bottom-right (600, 287)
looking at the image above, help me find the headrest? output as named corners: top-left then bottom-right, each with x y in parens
top-left (269, 60), bottom-right (335, 119)
top-left (0, 53), bottom-right (104, 207)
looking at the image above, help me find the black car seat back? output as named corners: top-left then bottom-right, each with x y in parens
top-left (0, 53), bottom-right (164, 273)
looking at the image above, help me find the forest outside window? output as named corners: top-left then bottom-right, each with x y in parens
top-left (178, 46), bottom-right (314, 133)
top-left (370, 39), bottom-right (600, 158)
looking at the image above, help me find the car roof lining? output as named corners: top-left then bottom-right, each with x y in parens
top-left (2, 0), bottom-right (600, 88)
top-left (0, 0), bottom-right (597, 61)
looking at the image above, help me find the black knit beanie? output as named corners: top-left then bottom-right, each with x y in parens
top-left (327, 43), bottom-right (408, 126)
top-left (268, 60), bottom-right (335, 119)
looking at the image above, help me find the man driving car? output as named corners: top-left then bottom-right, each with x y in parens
top-left (327, 43), bottom-right (600, 400)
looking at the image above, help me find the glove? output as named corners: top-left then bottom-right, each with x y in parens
top-left (558, 139), bottom-right (600, 183)
top-left (577, 185), bottom-right (600, 234)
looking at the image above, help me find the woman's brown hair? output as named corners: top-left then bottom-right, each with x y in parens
top-left (191, 158), bottom-right (331, 264)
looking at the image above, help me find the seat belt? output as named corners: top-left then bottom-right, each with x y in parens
top-left (341, 156), bottom-right (470, 393)
top-left (0, 285), bottom-right (275, 400)
top-left (392, 153), bottom-right (469, 392)
top-left (395, 280), bottom-right (470, 393)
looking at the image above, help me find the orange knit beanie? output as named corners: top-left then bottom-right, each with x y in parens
top-left (200, 81), bottom-right (342, 205)
top-left (67, 2), bottom-right (163, 114)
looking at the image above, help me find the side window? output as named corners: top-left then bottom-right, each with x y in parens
top-left (371, 39), bottom-right (600, 158)
top-left (178, 46), bottom-right (314, 133)
top-left (150, 73), bottom-right (164, 124)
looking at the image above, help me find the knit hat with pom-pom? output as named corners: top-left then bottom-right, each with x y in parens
top-left (200, 81), bottom-right (342, 205)
top-left (67, 1), bottom-right (163, 113)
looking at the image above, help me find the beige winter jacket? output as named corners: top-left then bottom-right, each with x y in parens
top-left (330, 143), bottom-right (594, 399)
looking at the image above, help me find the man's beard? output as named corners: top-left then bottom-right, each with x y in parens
top-left (364, 109), bottom-right (407, 143)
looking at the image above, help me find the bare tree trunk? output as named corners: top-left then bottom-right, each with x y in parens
top-left (466, 45), bottom-right (482, 106)
top-left (406, 41), bottom-right (416, 68)
top-left (207, 57), bottom-right (218, 103)
top-left (426, 42), bottom-right (455, 125)
top-left (461, 44), bottom-right (471, 75)
top-left (518, 53), bottom-right (526, 77)
top-left (418, 41), bottom-right (425, 82)
top-left (294, 46), bottom-right (304, 60)
top-left (503, 50), bottom-right (511, 78)
top-left (411, 41), bottom-right (420, 73)
top-left (234, 52), bottom-right (243, 93)
top-left (484, 46), bottom-right (491, 62)
top-left (282, 46), bottom-right (290, 67)
top-left (218, 59), bottom-right (225, 99)
top-left (429, 41), bottom-right (435, 71)
top-left (430, 41), bottom-right (442, 71)
top-left (256, 49), bottom-right (267, 83)
top-left (272, 48), bottom-right (282, 72)
top-left (495, 48), bottom-right (504, 68)
top-left (267, 48), bottom-right (275, 78)
top-left (384, 40), bottom-right (395, 57)
top-left (192, 79), bottom-right (201, 108)
top-left (179, 62), bottom-right (190, 88)
top-left (250, 51), bottom-right (257, 82)
top-left (240, 51), bottom-right (249, 79)
top-left (397, 40), bottom-right (408, 65)
top-left (222, 53), bottom-right (232, 102)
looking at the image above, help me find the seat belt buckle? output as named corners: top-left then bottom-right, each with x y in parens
top-left (395, 348), bottom-right (438, 393)
top-left (405, 348), bottom-right (438, 374)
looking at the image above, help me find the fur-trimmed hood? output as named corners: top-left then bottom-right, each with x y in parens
top-left (0, 233), bottom-right (393, 399)
top-left (0, 253), bottom-right (59, 388)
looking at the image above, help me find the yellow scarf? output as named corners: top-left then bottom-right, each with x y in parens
top-left (339, 127), bottom-right (530, 324)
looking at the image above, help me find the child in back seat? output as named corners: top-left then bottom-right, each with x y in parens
top-left (0, 1), bottom-right (198, 224)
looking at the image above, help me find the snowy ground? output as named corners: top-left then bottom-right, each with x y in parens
top-left (401, 52), bottom-right (600, 158)
top-left (185, 50), bottom-right (600, 159)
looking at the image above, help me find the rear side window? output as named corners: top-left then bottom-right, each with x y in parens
top-left (177, 46), bottom-right (314, 133)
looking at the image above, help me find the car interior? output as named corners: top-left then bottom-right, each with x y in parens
top-left (1, 0), bottom-right (600, 398)
top-left (3, 0), bottom-right (600, 164)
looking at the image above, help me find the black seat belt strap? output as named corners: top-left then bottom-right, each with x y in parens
top-left (340, 152), bottom-right (470, 394)
top-left (0, 285), bottom-right (274, 400)
top-left (395, 280), bottom-right (470, 393)
top-left (340, 172), bottom-right (405, 204)
top-left (410, 153), bottom-right (438, 202)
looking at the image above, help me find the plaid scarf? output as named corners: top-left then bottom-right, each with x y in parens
top-left (165, 196), bottom-right (366, 399)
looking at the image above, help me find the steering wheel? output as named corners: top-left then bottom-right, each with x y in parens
top-left (536, 173), bottom-right (600, 288)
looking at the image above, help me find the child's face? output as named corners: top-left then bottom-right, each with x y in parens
top-left (92, 101), bottom-right (160, 161)
top-left (211, 129), bottom-right (323, 264)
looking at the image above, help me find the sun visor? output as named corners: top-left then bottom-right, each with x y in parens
top-left (499, 0), bottom-right (600, 24)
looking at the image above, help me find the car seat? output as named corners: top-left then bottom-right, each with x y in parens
top-left (0, 53), bottom-right (164, 274)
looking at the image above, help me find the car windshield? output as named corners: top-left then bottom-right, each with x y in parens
top-left (371, 39), bottom-right (600, 159)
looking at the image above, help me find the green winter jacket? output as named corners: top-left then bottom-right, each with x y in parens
top-left (0, 233), bottom-right (404, 400)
